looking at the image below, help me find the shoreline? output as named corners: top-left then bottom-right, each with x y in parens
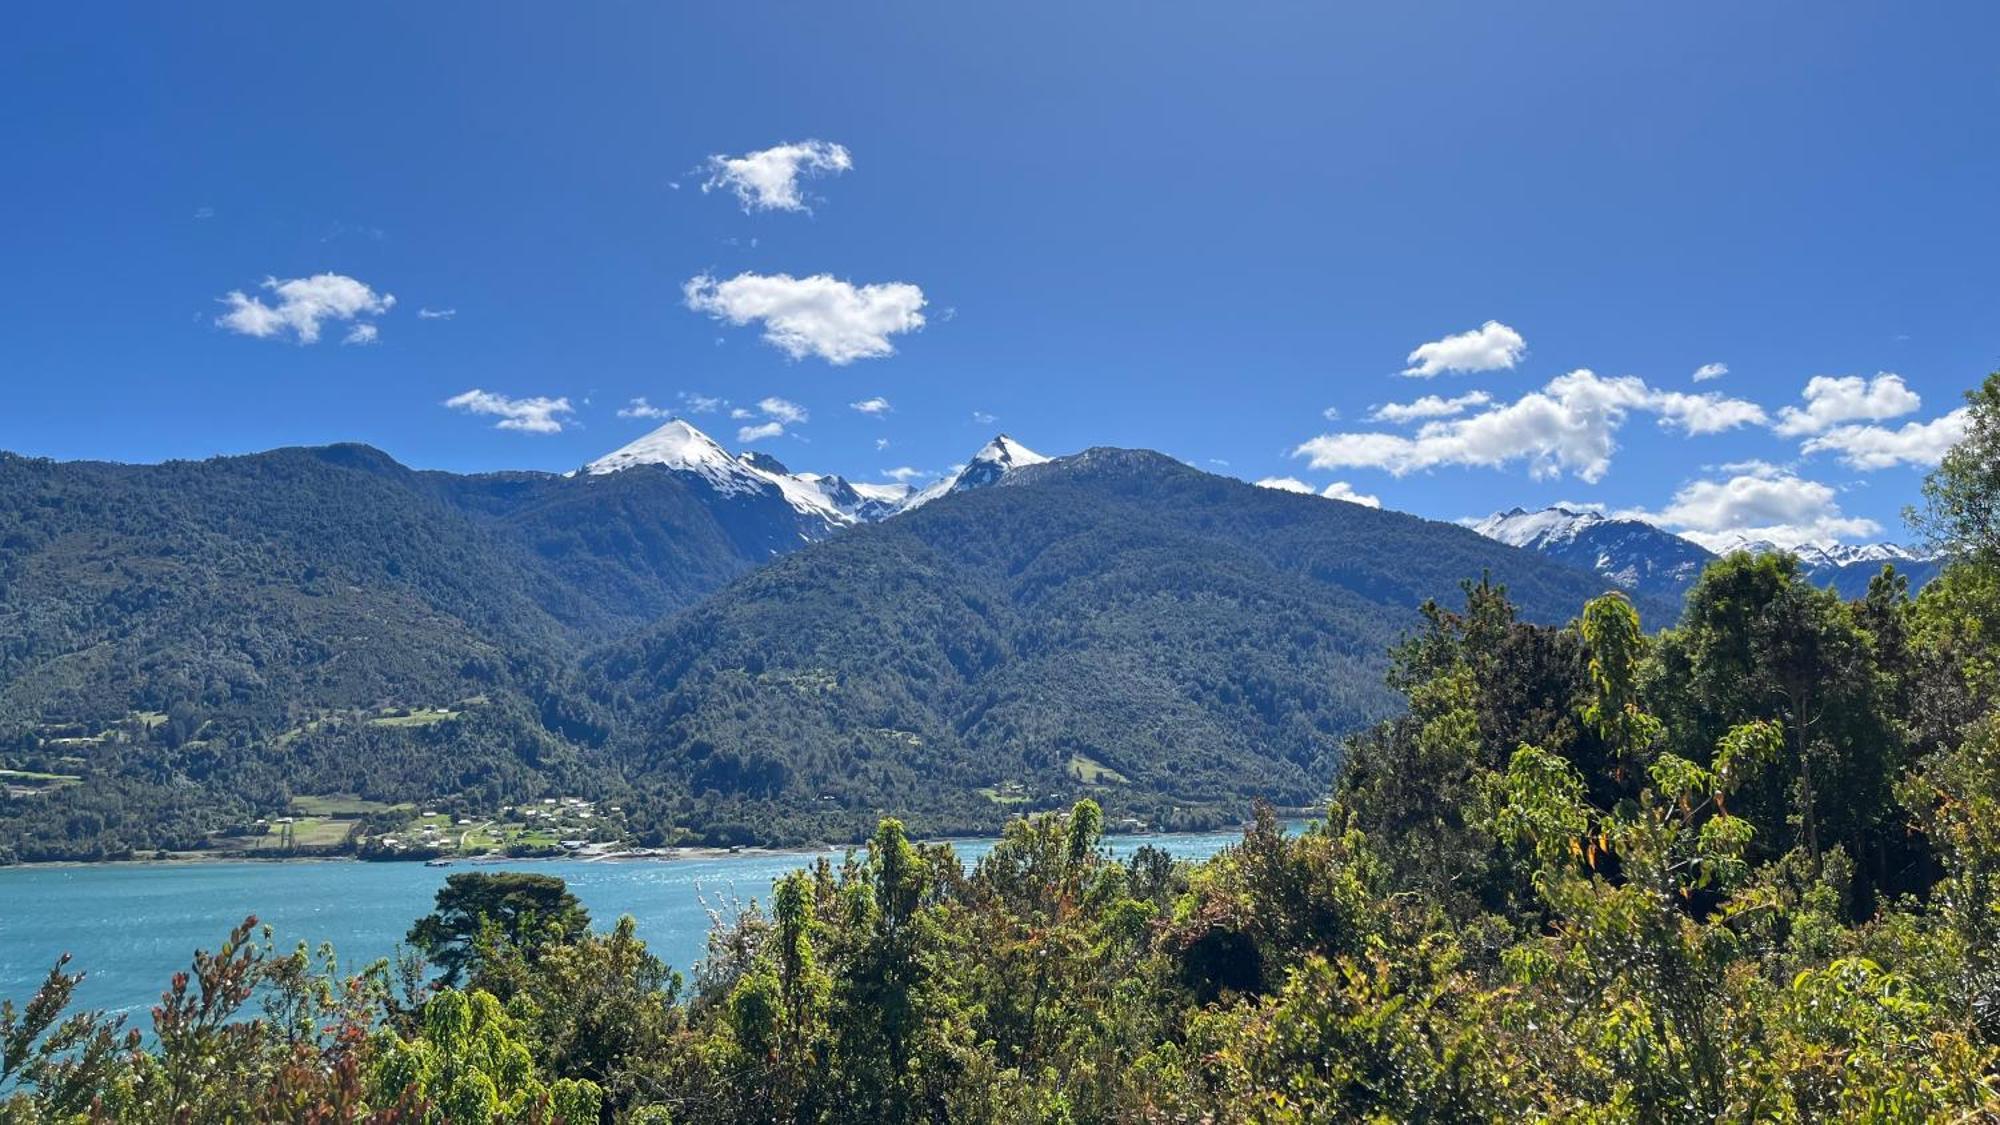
top-left (0, 818), bottom-right (1305, 873)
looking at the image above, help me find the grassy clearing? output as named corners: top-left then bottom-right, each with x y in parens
top-left (0, 768), bottom-right (83, 784)
top-left (978, 785), bottom-right (1030, 805)
top-left (368, 708), bottom-right (460, 728)
top-left (291, 794), bottom-right (409, 817)
top-left (1066, 753), bottom-right (1129, 785)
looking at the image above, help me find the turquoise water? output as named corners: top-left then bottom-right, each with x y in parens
top-left (0, 827), bottom-right (1256, 1019)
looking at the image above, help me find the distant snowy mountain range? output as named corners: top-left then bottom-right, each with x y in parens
top-left (579, 420), bottom-right (1936, 603)
top-left (1470, 506), bottom-right (1941, 602)
top-left (583, 419), bottom-right (1048, 543)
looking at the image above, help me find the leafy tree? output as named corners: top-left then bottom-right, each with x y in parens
top-left (1910, 371), bottom-right (2000, 563)
top-left (407, 873), bottom-right (590, 987)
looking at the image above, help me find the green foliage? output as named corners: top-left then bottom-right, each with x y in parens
top-left (1911, 371), bottom-right (2000, 564)
top-left (407, 872), bottom-right (592, 987)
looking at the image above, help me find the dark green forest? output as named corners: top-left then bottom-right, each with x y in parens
top-left (0, 442), bottom-right (1629, 860)
top-left (4, 374), bottom-right (2000, 1122)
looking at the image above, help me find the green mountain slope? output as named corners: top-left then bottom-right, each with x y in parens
top-left (581, 449), bottom-right (1649, 841)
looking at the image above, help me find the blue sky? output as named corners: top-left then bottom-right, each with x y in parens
top-left (4, 3), bottom-right (1997, 546)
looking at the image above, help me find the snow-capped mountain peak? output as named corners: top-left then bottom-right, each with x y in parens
top-left (1469, 505), bottom-right (1609, 550)
top-left (905, 434), bottom-right (1050, 510)
top-left (585, 420), bottom-right (761, 493)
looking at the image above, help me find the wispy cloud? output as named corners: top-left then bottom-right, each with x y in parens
top-left (1369, 391), bottom-right (1492, 423)
top-left (444, 389), bottom-right (573, 434)
top-left (737, 420), bottom-right (785, 443)
top-left (684, 272), bottom-right (926, 364)
top-left (417, 307), bottom-right (456, 320)
top-left (758, 397), bottom-right (809, 425)
top-left (215, 273), bottom-right (394, 344)
top-left (882, 466), bottom-right (931, 483)
top-left (850, 396), bottom-right (892, 415)
top-left (1692, 362), bottom-right (1728, 382)
top-left (702, 140), bottom-right (852, 212)
top-left (679, 392), bottom-right (725, 414)
top-left (618, 397), bottom-right (671, 419)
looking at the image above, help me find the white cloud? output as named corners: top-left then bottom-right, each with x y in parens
top-left (1296, 370), bottom-right (1765, 483)
top-left (875, 437), bottom-right (890, 451)
top-left (215, 273), bottom-right (394, 344)
top-left (737, 421), bottom-right (785, 443)
top-left (1693, 362), bottom-right (1728, 382)
top-left (1255, 476), bottom-right (1315, 494)
top-left (1622, 464), bottom-right (1880, 549)
top-left (1773, 373), bottom-right (1921, 437)
top-left (1401, 320), bottom-right (1526, 378)
top-left (341, 323), bottom-right (379, 346)
top-left (417, 307), bottom-right (456, 320)
top-left (683, 272), bottom-right (925, 364)
top-left (1321, 481), bottom-right (1380, 507)
top-left (678, 392), bottom-right (725, 414)
top-left (702, 140), bottom-right (852, 212)
top-left (850, 396), bottom-right (893, 415)
top-left (443, 389), bottom-right (573, 434)
top-left (757, 396), bottom-right (809, 425)
top-left (1321, 406), bottom-right (1341, 421)
top-left (882, 466), bottom-right (930, 483)
top-left (1648, 389), bottom-right (1770, 434)
top-left (1257, 476), bottom-right (1382, 507)
top-left (729, 407), bottom-right (754, 420)
top-left (618, 397), bottom-right (670, 419)
top-left (971, 410), bottom-right (997, 425)
top-left (1801, 408), bottom-right (1970, 470)
top-left (1369, 391), bottom-right (1492, 423)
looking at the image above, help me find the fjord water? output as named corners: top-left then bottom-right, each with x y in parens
top-left (0, 827), bottom-right (1258, 1018)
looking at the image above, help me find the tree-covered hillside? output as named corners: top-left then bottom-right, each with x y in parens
top-left (0, 441), bottom-right (1652, 860)
top-left (581, 449), bottom-right (1648, 842)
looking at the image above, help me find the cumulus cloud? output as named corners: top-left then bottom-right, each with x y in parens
top-left (1255, 477), bottom-right (1315, 494)
top-left (1255, 476), bottom-right (1382, 507)
top-left (1693, 362), bottom-right (1728, 383)
top-left (702, 140), bottom-right (852, 212)
top-left (1321, 481), bottom-right (1381, 507)
top-left (215, 273), bottom-right (394, 344)
top-left (1295, 370), bottom-right (1766, 483)
top-left (1773, 373), bottom-right (1921, 436)
top-left (618, 397), bottom-right (671, 419)
top-left (684, 272), bottom-right (926, 364)
top-left (678, 392), bottom-right (725, 414)
top-left (443, 389), bottom-right (574, 434)
top-left (737, 420), bottom-right (785, 443)
top-left (1369, 391), bottom-right (1492, 423)
top-left (1621, 464), bottom-right (1879, 549)
top-left (850, 396), bottom-right (893, 415)
top-left (1801, 408), bottom-right (1970, 470)
top-left (757, 396), bottom-right (809, 425)
top-left (1648, 389), bottom-right (1770, 434)
top-left (341, 323), bottom-right (379, 346)
top-left (1401, 320), bottom-right (1526, 378)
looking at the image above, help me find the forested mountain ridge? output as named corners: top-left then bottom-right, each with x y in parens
top-left (0, 439), bottom-right (1647, 859)
top-left (579, 448), bottom-right (1652, 841)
